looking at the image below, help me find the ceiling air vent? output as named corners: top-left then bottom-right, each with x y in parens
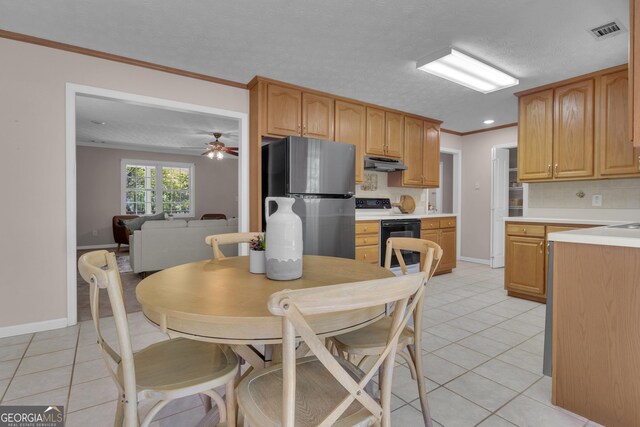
top-left (589, 20), bottom-right (626, 40)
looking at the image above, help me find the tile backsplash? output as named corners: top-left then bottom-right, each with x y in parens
top-left (528, 178), bottom-right (640, 209)
top-left (356, 171), bottom-right (427, 210)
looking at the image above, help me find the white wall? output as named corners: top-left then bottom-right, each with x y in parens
top-left (76, 146), bottom-right (238, 247)
top-left (441, 131), bottom-right (463, 150)
top-left (459, 127), bottom-right (518, 261)
top-left (0, 38), bottom-right (248, 332)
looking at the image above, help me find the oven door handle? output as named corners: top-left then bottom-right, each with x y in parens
top-left (381, 220), bottom-right (421, 227)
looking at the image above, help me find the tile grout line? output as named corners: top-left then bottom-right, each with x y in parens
top-left (0, 333), bottom-right (35, 403)
top-left (64, 325), bottom-right (81, 422)
top-left (413, 274), bottom-right (548, 424)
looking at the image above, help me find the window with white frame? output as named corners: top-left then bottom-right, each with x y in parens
top-left (122, 160), bottom-right (194, 217)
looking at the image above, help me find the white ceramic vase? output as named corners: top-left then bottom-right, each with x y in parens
top-left (249, 250), bottom-right (266, 274)
top-left (264, 197), bottom-right (303, 280)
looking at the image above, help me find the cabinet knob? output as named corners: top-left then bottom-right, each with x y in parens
top-left (523, 228), bottom-right (526, 233)
top-left (297, 124), bottom-right (301, 133)
top-left (363, 226), bottom-right (368, 232)
top-left (364, 253), bottom-right (367, 259)
top-left (539, 241), bottom-right (543, 253)
top-left (363, 238), bottom-right (368, 244)
top-left (547, 164), bottom-right (552, 176)
top-left (554, 164), bottom-right (559, 176)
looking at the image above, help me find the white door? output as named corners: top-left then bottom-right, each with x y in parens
top-left (434, 161), bottom-right (443, 213)
top-left (490, 148), bottom-right (509, 268)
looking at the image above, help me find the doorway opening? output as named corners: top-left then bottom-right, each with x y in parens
top-left (428, 152), bottom-right (455, 214)
top-left (490, 143), bottom-right (527, 268)
top-left (66, 84), bottom-right (249, 325)
top-left (431, 148), bottom-right (462, 260)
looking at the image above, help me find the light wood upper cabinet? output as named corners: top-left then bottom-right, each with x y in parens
top-left (335, 100), bottom-right (366, 183)
top-left (631, 0), bottom-right (640, 148)
top-left (518, 90), bottom-right (554, 180)
top-left (365, 107), bottom-right (386, 156)
top-left (423, 121), bottom-right (441, 187)
top-left (385, 112), bottom-right (404, 158)
top-left (302, 93), bottom-right (334, 140)
top-left (553, 79), bottom-right (595, 179)
top-left (389, 119), bottom-right (440, 188)
top-left (599, 70), bottom-right (640, 176)
top-left (266, 83), bottom-right (302, 137)
top-left (402, 117), bottom-right (424, 186)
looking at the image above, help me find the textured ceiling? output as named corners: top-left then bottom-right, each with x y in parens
top-left (76, 95), bottom-right (240, 156)
top-left (0, 0), bottom-right (630, 132)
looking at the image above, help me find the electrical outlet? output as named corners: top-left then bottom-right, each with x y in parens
top-left (592, 194), bottom-right (603, 207)
top-left (475, 182), bottom-right (480, 190)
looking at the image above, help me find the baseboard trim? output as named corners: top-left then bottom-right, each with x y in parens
top-left (459, 256), bottom-right (491, 265)
top-left (77, 243), bottom-right (119, 250)
top-left (0, 318), bottom-right (69, 339)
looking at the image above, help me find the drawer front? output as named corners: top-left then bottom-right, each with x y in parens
top-left (355, 246), bottom-right (379, 264)
top-left (439, 217), bottom-right (456, 229)
top-left (356, 221), bottom-right (380, 235)
top-left (356, 235), bottom-right (379, 247)
top-left (506, 223), bottom-right (546, 237)
top-left (421, 219), bottom-right (440, 230)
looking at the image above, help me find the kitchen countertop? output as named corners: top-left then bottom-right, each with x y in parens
top-left (356, 212), bottom-right (458, 221)
top-left (548, 225), bottom-right (640, 248)
top-left (504, 217), bottom-right (627, 226)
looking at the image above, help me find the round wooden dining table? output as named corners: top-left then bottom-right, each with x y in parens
top-left (136, 255), bottom-right (393, 368)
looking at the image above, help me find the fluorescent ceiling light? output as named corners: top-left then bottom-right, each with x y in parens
top-left (417, 48), bottom-right (519, 94)
top-left (483, 119), bottom-right (495, 125)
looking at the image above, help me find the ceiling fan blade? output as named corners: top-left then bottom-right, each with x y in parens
top-left (224, 150), bottom-right (239, 157)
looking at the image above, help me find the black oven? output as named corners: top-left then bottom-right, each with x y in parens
top-left (380, 219), bottom-right (421, 269)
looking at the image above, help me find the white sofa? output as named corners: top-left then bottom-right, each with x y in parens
top-left (129, 218), bottom-right (238, 273)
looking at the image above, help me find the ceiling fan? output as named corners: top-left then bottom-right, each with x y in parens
top-left (182, 132), bottom-right (238, 159)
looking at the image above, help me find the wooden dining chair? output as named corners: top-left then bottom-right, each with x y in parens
top-left (330, 237), bottom-right (442, 427)
top-left (78, 250), bottom-right (239, 427)
top-left (205, 232), bottom-right (263, 260)
top-left (236, 272), bottom-right (427, 427)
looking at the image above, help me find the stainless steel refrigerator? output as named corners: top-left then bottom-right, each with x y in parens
top-left (262, 136), bottom-right (355, 259)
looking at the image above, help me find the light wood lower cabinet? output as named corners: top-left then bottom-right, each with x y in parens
top-left (504, 221), bottom-right (600, 303)
top-left (505, 235), bottom-right (546, 301)
top-left (552, 242), bottom-right (640, 427)
top-left (355, 221), bottom-right (379, 265)
top-left (421, 217), bottom-right (456, 275)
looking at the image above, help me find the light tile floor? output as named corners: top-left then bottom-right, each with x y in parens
top-left (0, 261), bottom-right (604, 426)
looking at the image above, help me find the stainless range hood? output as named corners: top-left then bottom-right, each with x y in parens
top-left (364, 156), bottom-right (408, 172)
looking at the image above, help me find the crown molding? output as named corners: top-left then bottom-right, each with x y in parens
top-left (0, 29), bottom-right (247, 89)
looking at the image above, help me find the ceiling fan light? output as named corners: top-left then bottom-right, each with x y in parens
top-left (207, 151), bottom-right (214, 159)
top-left (216, 151), bottom-right (224, 160)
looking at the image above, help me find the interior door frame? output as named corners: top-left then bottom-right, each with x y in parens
top-left (490, 142), bottom-right (527, 268)
top-left (65, 83), bottom-right (249, 326)
top-left (440, 147), bottom-right (462, 261)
